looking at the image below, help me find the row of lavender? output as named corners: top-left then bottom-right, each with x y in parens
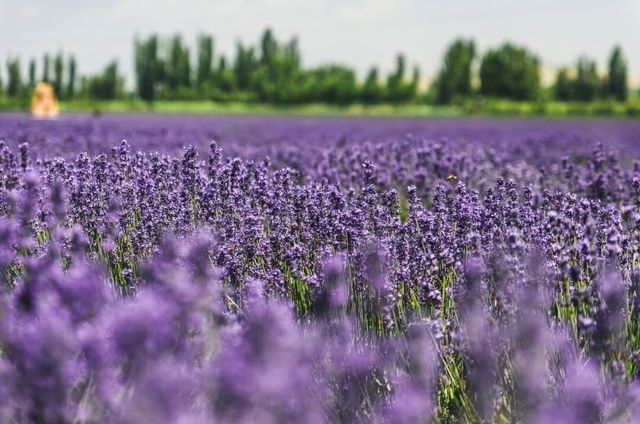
top-left (2, 117), bottom-right (640, 422)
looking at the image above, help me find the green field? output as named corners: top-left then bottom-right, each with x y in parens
top-left (60, 99), bottom-right (463, 117)
top-left (1, 97), bottom-right (639, 118)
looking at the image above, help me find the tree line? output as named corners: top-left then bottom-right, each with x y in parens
top-left (0, 52), bottom-right (124, 103)
top-left (133, 30), bottom-right (419, 104)
top-left (0, 29), bottom-right (632, 106)
top-left (435, 40), bottom-right (629, 103)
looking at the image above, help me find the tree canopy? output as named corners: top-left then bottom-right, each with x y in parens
top-left (479, 43), bottom-right (540, 101)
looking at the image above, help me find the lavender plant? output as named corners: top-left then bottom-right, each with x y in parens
top-left (1, 114), bottom-right (640, 422)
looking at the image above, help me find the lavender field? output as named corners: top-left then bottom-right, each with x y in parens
top-left (2, 113), bottom-right (640, 423)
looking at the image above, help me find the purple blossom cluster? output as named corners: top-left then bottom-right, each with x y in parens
top-left (2, 114), bottom-right (640, 422)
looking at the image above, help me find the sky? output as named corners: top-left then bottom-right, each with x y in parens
top-left (1, 0), bottom-right (639, 88)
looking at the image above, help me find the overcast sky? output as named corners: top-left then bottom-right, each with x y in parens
top-left (1, 0), bottom-right (639, 88)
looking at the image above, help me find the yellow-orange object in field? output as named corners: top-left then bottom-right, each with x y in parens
top-left (31, 82), bottom-right (59, 118)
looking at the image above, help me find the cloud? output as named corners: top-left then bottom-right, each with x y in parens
top-left (333, 0), bottom-right (409, 24)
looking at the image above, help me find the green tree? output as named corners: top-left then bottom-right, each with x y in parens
top-left (53, 52), bottom-right (64, 97)
top-left (436, 38), bottom-right (475, 104)
top-left (574, 56), bottom-right (600, 102)
top-left (67, 56), bottom-right (77, 98)
top-left (386, 54), bottom-right (406, 103)
top-left (28, 59), bottom-right (36, 88)
top-left (607, 45), bottom-right (627, 101)
top-left (196, 34), bottom-right (214, 87)
top-left (305, 65), bottom-right (357, 104)
top-left (361, 67), bottom-right (382, 104)
top-left (166, 35), bottom-right (191, 92)
top-left (234, 42), bottom-right (257, 91)
top-left (479, 43), bottom-right (540, 100)
top-left (260, 28), bottom-right (278, 69)
top-left (42, 54), bottom-right (50, 83)
top-left (253, 30), bottom-right (303, 103)
top-left (385, 54), bottom-right (419, 103)
top-left (6, 57), bottom-right (22, 97)
top-left (554, 68), bottom-right (573, 101)
top-left (408, 65), bottom-right (420, 101)
top-left (214, 56), bottom-right (235, 93)
top-left (135, 35), bottom-right (161, 103)
top-left (87, 61), bottom-right (122, 100)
